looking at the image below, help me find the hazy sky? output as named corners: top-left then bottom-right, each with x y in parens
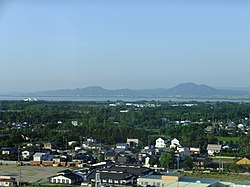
top-left (0, 0), bottom-right (249, 92)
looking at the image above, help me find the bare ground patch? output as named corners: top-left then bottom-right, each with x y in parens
top-left (0, 165), bottom-right (66, 183)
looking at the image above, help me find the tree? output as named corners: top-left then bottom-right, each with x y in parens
top-left (149, 156), bottom-right (160, 167)
top-left (226, 163), bottom-right (245, 173)
top-left (183, 156), bottom-right (193, 169)
top-left (160, 149), bottom-right (175, 170)
top-left (98, 153), bottom-right (105, 162)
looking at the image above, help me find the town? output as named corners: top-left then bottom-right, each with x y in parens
top-left (1, 100), bottom-right (250, 187)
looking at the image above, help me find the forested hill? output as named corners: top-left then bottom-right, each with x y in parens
top-left (25, 82), bottom-right (250, 97)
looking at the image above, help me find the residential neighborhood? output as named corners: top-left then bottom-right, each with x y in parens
top-left (1, 136), bottom-right (250, 186)
top-left (1, 101), bottom-right (250, 186)
top-left (1, 0), bottom-right (250, 185)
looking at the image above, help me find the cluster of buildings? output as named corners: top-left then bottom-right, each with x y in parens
top-left (0, 136), bottom-right (243, 169)
top-left (1, 168), bottom-right (250, 187)
top-left (1, 136), bottom-right (250, 187)
top-left (109, 102), bottom-right (161, 108)
top-left (48, 164), bottom-right (225, 187)
top-left (39, 164), bottom-right (250, 187)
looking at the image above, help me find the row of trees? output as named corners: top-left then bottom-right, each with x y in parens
top-left (1, 100), bottom-right (250, 127)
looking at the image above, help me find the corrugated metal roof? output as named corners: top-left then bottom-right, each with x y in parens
top-left (207, 144), bottom-right (222, 151)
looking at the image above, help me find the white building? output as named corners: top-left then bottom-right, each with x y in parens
top-left (33, 153), bottom-right (46, 162)
top-left (170, 138), bottom-right (181, 149)
top-left (33, 151), bottom-right (53, 162)
top-left (50, 170), bottom-right (83, 185)
top-left (144, 157), bottom-right (150, 168)
top-left (0, 176), bottom-right (16, 186)
top-left (21, 150), bottom-right (35, 160)
top-left (207, 144), bottom-right (222, 156)
top-left (155, 138), bottom-right (167, 148)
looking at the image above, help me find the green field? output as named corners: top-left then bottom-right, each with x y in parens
top-left (216, 136), bottom-right (239, 144)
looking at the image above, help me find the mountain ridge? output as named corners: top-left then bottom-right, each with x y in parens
top-left (23, 82), bottom-right (250, 97)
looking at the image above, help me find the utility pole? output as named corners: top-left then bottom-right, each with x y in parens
top-left (95, 173), bottom-right (101, 187)
top-left (17, 146), bottom-right (21, 186)
top-left (176, 157), bottom-right (180, 170)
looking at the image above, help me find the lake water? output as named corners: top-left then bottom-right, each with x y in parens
top-left (0, 95), bottom-right (249, 103)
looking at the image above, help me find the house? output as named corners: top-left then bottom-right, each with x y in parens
top-left (71, 121), bottom-right (78, 126)
top-left (117, 154), bottom-right (131, 163)
top-left (155, 138), bottom-right (167, 148)
top-left (73, 154), bottom-right (95, 164)
top-left (170, 138), bottom-right (181, 149)
top-left (1, 147), bottom-right (18, 155)
top-left (127, 138), bottom-right (139, 149)
top-left (82, 138), bottom-right (97, 149)
top-left (189, 147), bottom-right (200, 155)
top-left (68, 141), bottom-right (77, 146)
top-left (104, 151), bottom-right (117, 161)
top-left (49, 170), bottom-right (83, 185)
top-left (0, 176), bottom-right (16, 186)
top-left (117, 152), bottom-right (137, 164)
top-left (87, 169), bottom-right (134, 185)
top-left (0, 148), bottom-right (18, 160)
top-left (33, 151), bottom-right (53, 162)
top-left (33, 152), bottom-right (46, 162)
top-left (141, 146), bottom-right (155, 156)
top-left (226, 121), bottom-right (236, 130)
top-left (88, 144), bottom-right (102, 151)
top-left (138, 153), bottom-right (152, 165)
top-left (116, 143), bottom-right (128, 151)
top-left (207, 144), bottom-right (222, 156)
top-left (21, 150), bottom-right (35, 160)
top-left (53, 155), bottom-right (67, 164)
top-left (191, 155), bottom-right (213, 168)
top-left (43, 142), bottom-right (57, 150)
top-left (236, 156), bottom-right (250, 165)
top-left (87, 164), bottom-right (153, 186)
top-left (205, 125), bottom-right (214, 133)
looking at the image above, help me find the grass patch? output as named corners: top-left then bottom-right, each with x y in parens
top-left (212, 156), bottom-right (238, 163)
top-left (216, 136), bottom-right (239, 144)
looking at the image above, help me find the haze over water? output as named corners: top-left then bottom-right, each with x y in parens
top-left (0, 95), bottom-right (249, 103)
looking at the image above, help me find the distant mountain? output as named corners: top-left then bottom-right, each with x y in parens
top-left (27, 82), bottom-right (250, 98)
top-left (31, 86), bottom-right (137, 97)
top-left (166, 83), bottom-right (250, 97)
top-left (166, 82), bottom-right (218, 96)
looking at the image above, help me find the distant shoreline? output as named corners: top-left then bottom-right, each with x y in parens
top-left (0, 95), bottom-right (250, 102)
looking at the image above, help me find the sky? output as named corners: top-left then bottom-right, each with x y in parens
top-left (0, 0), bottom-right (249, 92)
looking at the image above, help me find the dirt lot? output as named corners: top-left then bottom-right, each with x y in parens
top-left (0, 165), bottom-right (66, 183)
